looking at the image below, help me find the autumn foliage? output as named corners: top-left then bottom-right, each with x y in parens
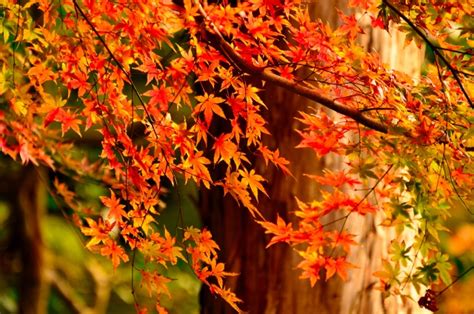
top-left (0, 0), bottom-right (473, 312)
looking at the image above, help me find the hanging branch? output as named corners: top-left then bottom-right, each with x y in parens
top-left (193, 0), bottom-right (391, 134)
top-left (194, 0), bottom-right (474, 152)
top-left (381, 0), bottom-right (473, 109)
top-left (437, 266), bottom-right (474, 297)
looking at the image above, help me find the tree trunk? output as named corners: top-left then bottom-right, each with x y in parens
top-left (199, 2), bottom-right (424, 313)
top-left (7, 166), bottom-right (49, 314)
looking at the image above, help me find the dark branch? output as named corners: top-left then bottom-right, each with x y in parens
top-left (195, 1), bottom-right (391, 134)
top-left (194, 0), bottom-right (474, 153)
top-left (382, 0), bottom-right (473, 109)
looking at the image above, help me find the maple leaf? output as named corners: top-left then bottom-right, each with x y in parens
top-left (258, 145), bottom-right (273, 166)
top-left (245, 109), bottom-right (270, 146)
top-left (217, 170), bottom-right (262, 217)
top-left (121, 224), bottom-right (140, 249)
top-left (182, 151), bottom-right (213, 189)
top-left (370, 16), bottom-right (386, 29)
top-left (11, 99), bottom-right (28, 116)
top-left (338, 12), bottom-right (363, 39)
top-left (373, 259), bottom-right (397, 291)
top-left (140, 270), bottom-right (171, 297)
top-left (59, 110), bottom-right (82, 136)
top-left (184, 227), bottom-right (220, 262)
top-left (196, 229), bottom-right (220, 259)
top-left (325, 257), bottom-right (355, 281)
top-left (27, 61), bottom-right (57, 85)
top-left (64, 70), bottom-right (89, 97)
top-left (136, 54), bottom-right (163, 85)
top-left (259, 216), bottom-right (293, 248)
top-left (131, 209), bottom-right (156, 235)
top-left (258, 146), bottom-right (292, 176)
top-left (235, 82), bottom-right (266, 107)
top-left (296, 130), bottom-right (343, 156)
top-left (305, 170), bottom-right (361, 188)
top-left (239, 168), bottom-right (268, 200)
top-left (321, 190), bottom-right (357, 215)
top-left (297, 252), bottom-right (325, 287)
top-left (53, 178), bottom-right (75, 204)
top-left (100, 189), bottom-right (127, 223)
top-left (156, 303), bottom-right (168, 314)
top-left (209, 285), bottom-right (243, 313)
top-left (412, 116), bottom-right (438, 145)
top-left (100, 239), bottom-right (129, 270)
top-left (44, 107), bottom-right (61, 127)
top-left (331, 231), bottom-right (357, 253)
top-left (450, 167), bottom-right (472, 186)
top-left (158, 228), bottom-right (185, 265)
top-left (419, 288), bottom-right (441, 312)
top-left (208, 258), bottom-right (238, 287)
top-left (213, 134), bottom-right (238, 164)
top-left (194, 92), bottom-right (226, 125)
top-left (352, 201), bottom-right (377, 215)
top-left (81, 218), bottom-right (115, 249)
top-left (293, 197), bottom-right (323, 222)
top-left (191, 119), bottom-right (209, 145)
top-left (144, 84), bottom-right (170, 111)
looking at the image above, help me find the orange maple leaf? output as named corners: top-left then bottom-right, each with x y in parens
top-left (305, 170), bottom-right (361, 188)
top-left (235, 82), bottom-right (265, 107)
top-left (213, 134), bottom-right (238, 164)
top-left (182, 151), bottom-right (213, 188)
top-left (331, 231), bottom-right (357, 253)
top-left (140, 270), bottom-right (171, 297)
top-left (258, 146), bottom-right (292, 176)
top-left (194, 93), bottom-right (226, 125)
top-left (208, 258), bottom-right (238, 287)
top-left (297, 253), bottom-right (325, 287)
top-left (81, 218), bottom-right (115, 249)
top-left (209, 285), bottom-right (243, 313)
top-left (100, 189), bottom-right (127, 223)
top-left (158, 228), bottom-right (185, 265)
top-left (259, 215), bottom-right (293, 248)
top-left (144, 84), bottom-right (171, 111)
top-left (59, 110), bottom-right (82, 136)
top-left (239, 168), bottom-right (268, 200)
top-left (325, 257), bottom-right (356, 281)
top-left (100, 239), bottom-right (129, 270)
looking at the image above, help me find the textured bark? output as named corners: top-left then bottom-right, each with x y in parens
top-left (200, 87), bottom-right (332, 313)
top-left (13, 166), bottom-right (48, 314)
top-left (199, 2), bottom-right (425, 313)
top-left (339, 14), bottom-right (426, 314)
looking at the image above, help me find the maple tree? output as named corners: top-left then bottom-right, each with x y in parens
top-left (0, 0), bottom-right (473, 312)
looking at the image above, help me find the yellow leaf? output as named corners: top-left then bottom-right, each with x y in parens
top-left (13, 100), bottom-right (27, 116)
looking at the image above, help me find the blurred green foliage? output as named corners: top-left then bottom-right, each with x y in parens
top-left (0, 162), bottom-right (202, 313)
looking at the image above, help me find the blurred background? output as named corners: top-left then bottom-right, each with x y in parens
top-left (0, 156), bottom-right (202, 313)
top-left (0, 156), bottom-right (472, 313)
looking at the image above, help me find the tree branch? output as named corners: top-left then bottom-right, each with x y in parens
top-left (48, 269), bottom-right (87, 314)
top-left (195, 0), bottom-right (474, 153)
top-left (72, 0), bottom-right (474, 152)
top-left (195, 0), bottom-right (391, 134)
top-left (48, 258), bottom-right (112, 314)
top-left (382, 0), bottom-right (473, 108)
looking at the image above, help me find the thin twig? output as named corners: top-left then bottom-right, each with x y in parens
top-left (329, 164), bottom-right (394, 256)
top-left (382, 0), bottom-right (473, 108)
top-left (436, 266), bottom-right (474, 297)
